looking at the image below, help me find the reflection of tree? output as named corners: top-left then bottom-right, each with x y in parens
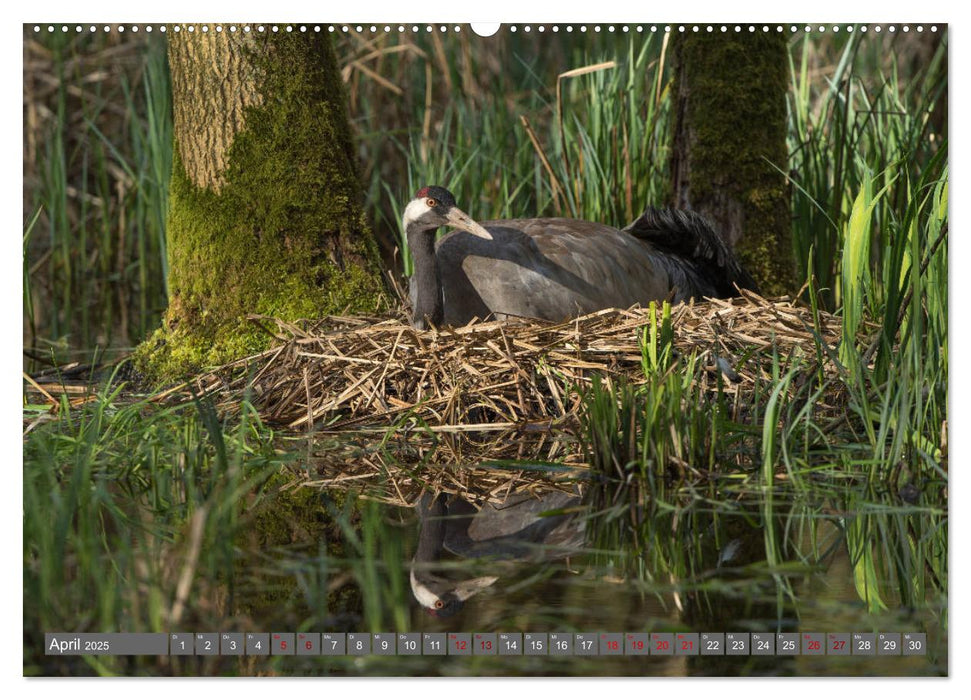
top-left (587, 492), bottom-right (801, 675)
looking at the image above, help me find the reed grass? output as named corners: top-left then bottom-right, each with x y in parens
top-left (23, 375), bottom-right (287, 674)
top-left (24, 30), bottom-right (171, 363)
top-left (23, 27), bottom-right (948, 673)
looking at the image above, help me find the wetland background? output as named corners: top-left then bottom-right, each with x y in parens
top-left (22, 23), bottom-right (947, 676)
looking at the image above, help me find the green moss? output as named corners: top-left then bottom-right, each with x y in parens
top-left (136, 33), bottom-right (386, 384)
top-left (232, 472), bottom-right (362, 623)
top-left (246, 474), bottom-right (333, 547)
top-left (675, 33), bottom-right (795, 295)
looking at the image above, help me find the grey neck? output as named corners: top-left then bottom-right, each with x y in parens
top-left (407, 225), bottom-right (443, 329)
top-left (413, 493), bottom-right (447, 565)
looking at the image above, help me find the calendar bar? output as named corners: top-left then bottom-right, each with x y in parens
top-left (42, 632), bottom-right (928, 656)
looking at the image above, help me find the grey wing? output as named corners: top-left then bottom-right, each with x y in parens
top-left (467, 490), bottom-right (581, 541)
top-left (516, 219), bottom-right (673, 310)
top-left (437, 218), bottom-right (672, 323)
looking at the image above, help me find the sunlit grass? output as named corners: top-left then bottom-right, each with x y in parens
top-left (22, 27), bottom-right (948, 675)
top-left (25, 31), bottom-right (171, 362)
top-left (23, 376), bottom-right (285, 674)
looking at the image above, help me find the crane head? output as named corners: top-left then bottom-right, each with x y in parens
top-left (409, 568), bottom-right (499, 618)
top-left (403, 186), bottom-right (493, 240)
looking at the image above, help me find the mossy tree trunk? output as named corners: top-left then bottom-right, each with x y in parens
top-left (670, 32), bottom-right (795, 295)
top-left (138, 28), bottom-right (386, 380)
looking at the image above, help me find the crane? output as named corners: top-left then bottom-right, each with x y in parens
top-left (409, 491), bottom-right (584, 617)
top-left (403, 185), bottom-right (759, 329)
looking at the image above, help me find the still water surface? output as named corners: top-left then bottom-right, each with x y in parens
top-left (232, 479), bottom-right (947, 677)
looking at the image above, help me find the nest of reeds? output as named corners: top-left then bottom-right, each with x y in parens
top-left (182, 292), bottom-right (844, 504)
top-left (199, 291), bottom-right (840, 428)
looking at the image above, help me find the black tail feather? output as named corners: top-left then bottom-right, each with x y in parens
top-left (623, 207), bottom-right (760, 299)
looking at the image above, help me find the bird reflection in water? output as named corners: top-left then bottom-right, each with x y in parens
top-left (409, 490), bottom-right (585, 618)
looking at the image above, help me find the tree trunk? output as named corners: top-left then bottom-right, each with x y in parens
top-left (137, 27), bottom-right (386, 380)
top-left (670, 32), bottom-right (794, 296)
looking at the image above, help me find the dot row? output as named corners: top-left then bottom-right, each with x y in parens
top-left (31, 24), bottom-right (940, 35)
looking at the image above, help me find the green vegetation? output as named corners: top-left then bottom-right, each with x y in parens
top-left (24, 31), bottom-right (171, 361)
top-left (143, 32), bottom-right (387, 382)
top-left (23, 26), bottom-right (947, 676)
top-left (24, 378), bottom-right (278, 674)
top-left (22, 377), bottom-right (414, 675)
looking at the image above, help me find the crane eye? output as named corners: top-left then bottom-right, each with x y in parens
top-left (425, 198), bottom-right (437, 208)
top-left (434, 599), bottom-right (444, 609)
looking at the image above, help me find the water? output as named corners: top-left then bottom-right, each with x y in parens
top-left (219, 477), bottom-right (947, 677)
top-left (25, 410), bottom-right (945, 677)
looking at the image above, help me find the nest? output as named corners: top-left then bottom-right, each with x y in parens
top-left (199, 291), bottom-right (840, 428)
top-left (183, 292), bottom-right (844, 504)
top-left (22, 293), bottom-right (847, 505)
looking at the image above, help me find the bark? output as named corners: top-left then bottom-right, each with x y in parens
top-left (138, 27), bottom-right (386, 380)
top-left (167, 29), bottom-right (261, 192)
top-left (670, 32), bottom-right (795, 295)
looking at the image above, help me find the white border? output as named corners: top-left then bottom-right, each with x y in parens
top-left (4, 1), bottom-right (961, 697)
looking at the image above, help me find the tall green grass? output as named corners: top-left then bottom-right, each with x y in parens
top-left (23, 379), bottom-right (286, 674)
top-left (23, 28), bottom-right (948, 669)
top-left (23, 373), bottom-right (420, 674)
top-left (787, 30), bottom-right (947, 311)
top-left (25, 31), bottom-right (172, 362)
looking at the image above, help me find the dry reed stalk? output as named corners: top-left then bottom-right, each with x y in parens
top-left (184, 293), bottom-right (842, 438)
top-left (23, 294), bottom-right (847, 506)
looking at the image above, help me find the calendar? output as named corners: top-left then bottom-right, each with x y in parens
top-left (45, 632), bottom-right (928, 657)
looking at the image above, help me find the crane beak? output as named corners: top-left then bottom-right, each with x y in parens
top-left (446, 207), bottom-right (493, 240)
top-left (453, 575), bottom-right (500, 601)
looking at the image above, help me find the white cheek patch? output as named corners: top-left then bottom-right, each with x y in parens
top-left (403, 199), bottom-right (432, 229)
top-left (410, 570), bottom-right (441, 609)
